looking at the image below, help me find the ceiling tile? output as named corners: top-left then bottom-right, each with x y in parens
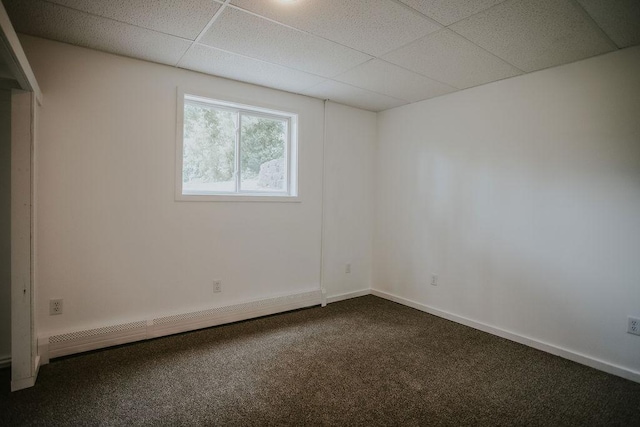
top-left (575, 0), bottom-right (640, 48)
top-left (382, 29), bottom-right (522, 89)
top-left (229, 0), bottom-right (441, 56)
top-left (334, 59), bottom-right (457, 102)
top-left (200, 8), bottom-right (371, 78)
top-left (397, 0), bottom-right (506, 26)
top-left (4, 0), bottom-right (191, 66)
top-left (450, 0), bottom-right (616, 72)
top-left (40, 0), bottom-right (222, 40)
top-left (179, 44), bottom-right (325, 94)
top-left (302, 80), bottom-right (408, 112)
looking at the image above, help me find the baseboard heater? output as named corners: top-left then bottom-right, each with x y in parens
top-left (40, 289), bottom-right (324, 363)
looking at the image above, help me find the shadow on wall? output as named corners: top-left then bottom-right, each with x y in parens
top-left (0, 90), bottom-right (12, 363)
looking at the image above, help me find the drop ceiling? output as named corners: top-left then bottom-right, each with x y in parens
top-left (2, 0), bottom-right (639, 112)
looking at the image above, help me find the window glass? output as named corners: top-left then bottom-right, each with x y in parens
top-left (240, 114), bottom-right (287, 193)
top-left (178, 93), bottom-right (298, 200)
top-left (183, 102), bottom-right (237, 194)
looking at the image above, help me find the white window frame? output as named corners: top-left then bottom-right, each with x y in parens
top-left (176, 88), bottom-right (299, 202)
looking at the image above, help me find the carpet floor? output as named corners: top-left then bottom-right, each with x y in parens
top-left (1, 295), bottom-right (639, 426)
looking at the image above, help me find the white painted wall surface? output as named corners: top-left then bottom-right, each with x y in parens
top-left (322, 102), bottom-right (376, 299)
top-left (375, 47), bottom-right (640, 374)
top-left (18, 35), bottom-right (373, 337)
top-left (0, 90), bottom-right (11, 362)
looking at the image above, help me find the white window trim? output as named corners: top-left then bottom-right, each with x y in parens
top-left (175, 88), bottom-right (300, 202)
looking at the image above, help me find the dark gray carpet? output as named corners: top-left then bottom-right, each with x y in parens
top-left (2, 295), bottom-right (639, 426)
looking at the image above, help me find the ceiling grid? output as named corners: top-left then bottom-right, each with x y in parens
top-left (2, 0), bottom-right (638, 111)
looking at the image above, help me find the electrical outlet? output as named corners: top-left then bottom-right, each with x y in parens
top-left (430, 274), bottom-right (438, 286)
top-left (213, 280), bottom-right (222, 293)
top-left (50, 299), bottom-right (63, 315)
top-left (629, 317), bottom-right (640, 336)
top-left (345, 263), bottom-right (351, 274)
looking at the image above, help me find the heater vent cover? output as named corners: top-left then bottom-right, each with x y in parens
top-left (49, 321), bottom-right (147, 344)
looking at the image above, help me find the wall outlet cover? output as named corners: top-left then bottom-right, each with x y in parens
top-left (50, 299), bottom-right (63, 315)
top-left (213, 280), bottom-right (222, 293)
top-left (629, 317), bottom-right (640, 336)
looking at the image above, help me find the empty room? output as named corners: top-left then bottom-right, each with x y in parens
top-left (1, 0), bottom-right (639, 425)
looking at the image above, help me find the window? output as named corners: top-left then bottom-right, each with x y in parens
top-left (176, 91), bottom-right (298, 201)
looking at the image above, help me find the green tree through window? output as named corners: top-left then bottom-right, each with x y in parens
top-left (183, 103), bottom-right (236, 184)
top-left (181, 98), bottom-right (290, 195)
top-left (240, 115), bottom-right (285, 180)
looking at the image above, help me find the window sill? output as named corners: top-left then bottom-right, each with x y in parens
top-left (175, 193), bottom-right (301, 203)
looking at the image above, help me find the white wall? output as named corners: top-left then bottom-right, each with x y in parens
top-left (375, 46), bottom-right (640, 375)
top-left (322, 102), bottom-right (376, 299)
top-left (19, 36), bottom-right (373, 337)
top-left (0, 89), bottom-right (11, 362)
top-left (22, 32), bottom-right (638, 379)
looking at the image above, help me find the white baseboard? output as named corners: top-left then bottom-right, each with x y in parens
top-left (40, 289), bottom-right (323, 363)
top-left (326, 289), bottom-right (370, 304)
top-left (35, 286), bottom-right (639, 384)
top-left (10, 355), bottom-right (40, 391)
top-left (149, 290), bottom-right (322, 338)
top-left (11, 374), bottom-right (36, 391)
top-left (47, 321), bottom-right (148, 360)
top-left (0, 355), bottom-right (10, 369)
top-left (371, 289), bottom-right (640, 384)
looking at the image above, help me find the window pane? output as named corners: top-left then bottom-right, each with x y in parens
top-left (182, 102), bottom-right (237, 194)
top-left (240, 114), bottom-right (287, 192)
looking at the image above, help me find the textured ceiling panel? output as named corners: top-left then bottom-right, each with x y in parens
top-left (2, 0), bottom-right (633, 112)
top-left (42, 0), bottom-right (222, 40)
top-left (3, 0), bottom-right (191, 66)
top-left (303, 80), bottom-right (408, 112)
top-left (383, 29), bottom-right (522, 89)
top-left (200, 8), bottom-right (371, 77)
top-left (179, 44), bottom-right (325, 94)
top-left (397, 0), bottom-right (506, 25)
top-left (229, 0), bottom-right (441, 56)
top-left (575, 0), bottom-right (640, 48)
top-left (334, 59), bottom-right (457, 102)
top-left (450, 0), bottom-right (616, 72)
